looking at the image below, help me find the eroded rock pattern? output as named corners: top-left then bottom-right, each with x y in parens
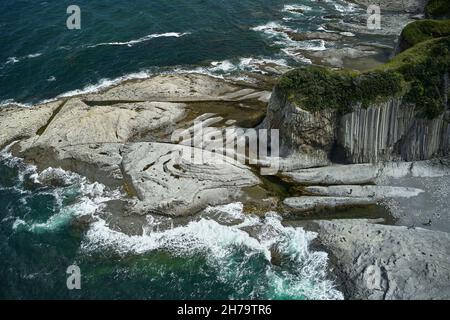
top-left (122, 142), bottom-right (260, 216)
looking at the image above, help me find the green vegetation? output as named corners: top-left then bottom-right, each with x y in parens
top-left (426, 0), bottom-right (450, 19)
top-left (379, 36), bottom-right (450, 118)
top-left (278, 66), bottom-right (405, 114)
top-left (279, 36), bottom-right (450, 119)
top-left (399, 19), bottom-right (450, 51)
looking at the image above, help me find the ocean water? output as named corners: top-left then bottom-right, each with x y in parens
top-left (0, 0), bottom-right (364, 105)
top-left (0, 146), bottom-right (343, 299)
top-left (0, 0), bottom-right (365, 299)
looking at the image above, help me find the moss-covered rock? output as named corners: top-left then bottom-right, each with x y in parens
top-left (278, 36), bottom-right (450, 119)
top-left (398, 19), bottom-right (450, 52)
top-left (278, 66), bottom-right (405, 114)
top-left (380, 36), bottom-right (450, 118)
top-left (425, 0), bottom-right (450, 19)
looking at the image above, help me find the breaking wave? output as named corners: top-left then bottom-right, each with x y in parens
top-left (0, 142), bottom-right (343, 300)
top-left (2, 53), bottom-right (42, 67)
top-left (87, 32), bottom-right (191, 48)
top-left (0, 144), bottom-right (120, 234)
top-left (81, 202), bottom-right (344, 300)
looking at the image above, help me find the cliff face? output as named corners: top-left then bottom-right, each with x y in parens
top-left (338, 98), bottom-right (450, 162)
top-left (264, 87), bottom-right (336, 159)
top-left (266, 86), bottom-right (449, 164)
top-left (265, 33), bottom-right (450, 165)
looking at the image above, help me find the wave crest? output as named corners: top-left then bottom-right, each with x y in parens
top-left (87, 32), bottom-right (190, 48)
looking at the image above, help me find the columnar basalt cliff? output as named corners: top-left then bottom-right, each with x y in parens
top-left (338, 99), bottom-right (450, 162)
top-left (265, 36), bottom-right (450, 164)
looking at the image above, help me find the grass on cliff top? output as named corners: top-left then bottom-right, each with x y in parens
top-left (400, 19), bottom-right (450, 49)
top-left (426, 0), bottom-right (450, 19)
top-left (279, 36), bottom-right (450, 119)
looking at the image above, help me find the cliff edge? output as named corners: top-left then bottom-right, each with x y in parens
top-left (265, 35), bottom-right (450, 164)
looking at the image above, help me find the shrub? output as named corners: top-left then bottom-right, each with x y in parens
top-left (399, 19), bottom-right (450, 51)
top-left (426, 0), bottom-right (450, 19)
top-left (278, 36), bottom-right (450, 119)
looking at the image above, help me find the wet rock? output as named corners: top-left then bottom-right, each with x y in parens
top-left (325, 13), bottom-right (414, 36)
top-left (285, 31), bottom-right (343, 42)
top-left (303, 45), bottom-right (379, 68)
top-left (285, 8), bottom-right (304, 14)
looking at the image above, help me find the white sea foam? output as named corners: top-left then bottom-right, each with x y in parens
top-left (0, 146), bottom-right (121, 233)
top-left (0, 99), bottom-right (33, 108)
top-left (80, 203), bottom-right (343, 300)
top-left (1, 141), bottom-right (343, 299)
top-left (26, 53), bottom-right (42, 58)
top-left (251, 21), bottom-right (293, 37)
top-left (12, 218), bottom-right (27, 230)
top-left (5, 57), bottom-right (19, 65)
top-left (283, 4), bottom-right (313, 14)
top-left (322, 0), bottom-right (360, 13)
top-left (239, 56), bottom-right (288, 69)
top-left (296, 39), bottom-right (327, 51)
top-left (204, 202), bottom-right (245, 220)
top-left (57, 70), bottom-right (154, 98)
top-left (3, 53), bottom-right (42, 66)
top-left (87, 32), bottom-right (190, 48)
top-left (340, 31), bottom-right (355, 37)
top-left (171, 56), bottom-right (290, 80)
top-left (209, 60), bottom-right (236, 73)
top-left (252, 20), bottom-right (327, 62)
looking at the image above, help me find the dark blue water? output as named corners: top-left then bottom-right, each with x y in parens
top-left (0, 149), bottom-right (343, 299)
top-left (0, 0), bottom-right (360, 299)
top-left (0, 0), bottom-right (361, 105)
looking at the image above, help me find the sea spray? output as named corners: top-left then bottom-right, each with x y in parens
top-left (80, 202), bottom-right (343, 300)
top-left (0, 145), bottom-right (342, 300)
top-left (0, 145), bottom-right (121, 233)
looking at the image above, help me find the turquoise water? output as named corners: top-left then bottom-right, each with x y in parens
top-left (0, 0), bottom-right (362, 299)
top-left (0, 0), bottom-right (363, 105)
top-left (0, 148), bottom-right (343, 299)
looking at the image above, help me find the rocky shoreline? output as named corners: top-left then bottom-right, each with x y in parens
top-left (1, 0), bottom-right (449, 300)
